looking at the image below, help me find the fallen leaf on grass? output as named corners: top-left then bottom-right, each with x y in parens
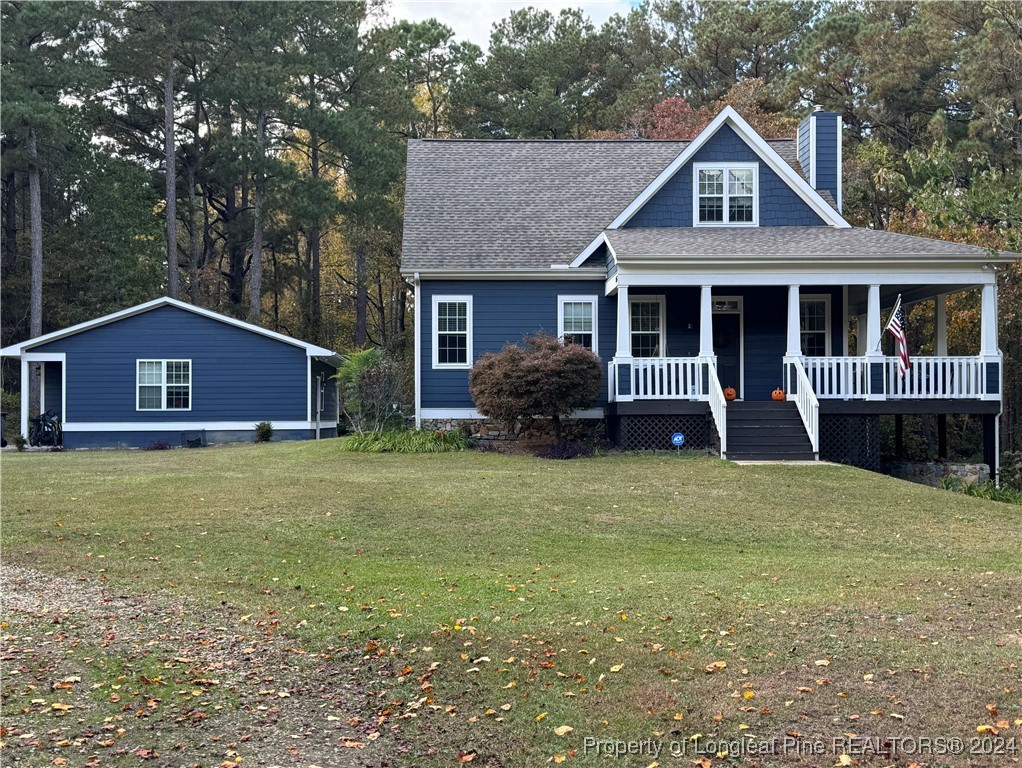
top-left (535, 712), bottom-right (548, 723)
top-left (457, 750), bottom-right (477, 763)
top-left (815, 659), bottom-right (831, 667)
top-left (610, 664), bottom-right (624, 673)
top-left (553, 725), bottom-right (573, 737)
top-left (704, 661), bottom-right (727, 674)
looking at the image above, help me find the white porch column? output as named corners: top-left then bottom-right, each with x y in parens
top-left (865, 285), bottom-right (882, 354)
top-left (615, 285), bottom-right (630, 358)
top-left (935, 293), bottom-right (948, 356)
top-left (865, 284), bottom-right (884, 400)
top-left (20, 358), bottom-right (29, 439)
top-left (980, 283), bottom-right (998, 357)
top-left (698, 285), bottom-right (713, 357)
top-left (785, 284), bottom-right (802, 357)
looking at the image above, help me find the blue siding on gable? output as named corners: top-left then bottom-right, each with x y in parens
top-left (625, 125), bottom-right (827, 228)
top-left (420, 280), bottom-right (613, 409)
top-left (32, 305), bottom-right (312, 423)
top-left (42, 361), bottom-right (63, 419)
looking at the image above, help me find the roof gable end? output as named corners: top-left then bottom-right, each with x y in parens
top-left (0, 297), bottom-right (339, 360)
top-left (568, 107), bottom-right (849, 268)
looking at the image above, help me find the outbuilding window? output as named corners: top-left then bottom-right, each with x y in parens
top-left (432, 295), bottom-right (473, 369)
top-left (137, 359), bottom-right (191, 410)
top-left (694, 162), bottom-right (758, 226)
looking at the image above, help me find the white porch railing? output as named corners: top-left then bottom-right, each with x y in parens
top-left (785, 356), bottom-right (820, 458)
top-left (624, 357), bottom-right (704, 400)
top-left (803, 355), bottom-right (989, 400)
top-left (804, 356), bottom-right (871, 399)
top-left (885, 355), bottom-right (985, 399)
top-left (704, 357), bottom-right (728, 459)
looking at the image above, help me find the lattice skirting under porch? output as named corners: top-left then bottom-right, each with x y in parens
top-left (613, 414), bottom-right (718, 452)
top-left (819, 414), bottom-right (881, 471)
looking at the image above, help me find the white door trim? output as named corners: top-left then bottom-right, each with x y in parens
top-left (712, 295), bottom-right (744, 399)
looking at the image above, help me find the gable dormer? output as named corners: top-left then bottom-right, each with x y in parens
top-left (611, 107), bottom-right (848, 231)
top-left (798, 106), bottom-right (843, 212)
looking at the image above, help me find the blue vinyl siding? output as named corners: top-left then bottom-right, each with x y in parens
top-left (419, 282), bottom-right (845, 408)
top-left (811, 113), bottom-right (840, 205)
top-left (32, 305), bottom-right (315, 424)
top-left (42, 361), bottom-right (63, 419)
top-left (420, 280), bottom-right (613, 409)
top-left (626, 125), bottom-right (827, 228)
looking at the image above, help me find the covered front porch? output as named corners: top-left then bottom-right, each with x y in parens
top-left (606, 281), bottom-right (1002, 463)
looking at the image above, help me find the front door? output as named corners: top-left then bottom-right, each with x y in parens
top-left (713, 312), bottom-right (742, 398)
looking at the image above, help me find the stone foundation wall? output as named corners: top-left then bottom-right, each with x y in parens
top-left (419, 417), bottom-right (607, 443)
top-left (881, 460), bottom-right (990, 488)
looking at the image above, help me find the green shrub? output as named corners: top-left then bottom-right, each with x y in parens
top-left (335, 348), bottom-right (404, 435)
top-left (941, 475), bottom-right (1022, 504)
top-left (254, 421), bottom-right (274, 443)
top-left (338, 430), bottom-right (467, 453)
top-left (13, 434), bottom-right (27, 451)
top-left (999, 450), bottom-right (1022, 491)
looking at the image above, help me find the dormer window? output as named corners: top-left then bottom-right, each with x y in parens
top-left (694, 162), bottom-right (758, 226)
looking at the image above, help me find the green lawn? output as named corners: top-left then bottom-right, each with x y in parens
top-left (2, 443), bottom-right (1021, 766)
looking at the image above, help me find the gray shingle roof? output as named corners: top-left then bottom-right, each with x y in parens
top-left (604, 226), bottom-right (1006, 259)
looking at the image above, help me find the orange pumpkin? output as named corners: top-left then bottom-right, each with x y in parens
top-left (772, 388), bottom-right (786, 401)
top-left (723, 386), bottom-right (737, 401)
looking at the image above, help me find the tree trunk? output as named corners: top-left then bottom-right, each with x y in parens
top-left (164, 53), bottom-right (180, 299)
top-left (308, 128), bottom-right (322, 341)
top-left (2, 170), bottom-right (17, 274)
top-left (248, 110), bottom-right (266, 324)
top-left (187, 163), bottom-right (200, 303)
top-left (28, 128), bottom-right (43, 416)
top-left (354, 230), bottom-right (368, 347)
top-left (552, 414), bottom-right (563, 445)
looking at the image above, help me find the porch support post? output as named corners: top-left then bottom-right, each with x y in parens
top-left (935, 293), bottom-right (948, 356)
top-left (698, 285), bottom-right (713, 358)
top-left (785, 284), bottom-right (801, 357)
top-left (615, 285), bottom-right (630, 358)
top-left (865, 284), bottom-right (884, 400)
top-left (980, 282), bottom-right (1000, 400)
top-left (842, 286), bottom-right (850, 356)
top-left (20, 358), bottom-right (29, 439)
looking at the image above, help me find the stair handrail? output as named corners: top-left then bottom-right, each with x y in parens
top-left (787, 356), bottom-right (819, 458)
top-left (702, 356), bottom-right (727, 459)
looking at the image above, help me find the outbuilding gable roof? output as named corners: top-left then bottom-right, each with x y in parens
top-left (0, 297), bottom-right (342, 364)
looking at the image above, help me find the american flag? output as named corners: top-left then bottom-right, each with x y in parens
top-left (884, 294), bottom-right (911, 375)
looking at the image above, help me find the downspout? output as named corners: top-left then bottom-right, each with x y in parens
top-left (413, 272), bottom-right (422, 430)
top-left (315, 373), bottom-right (322, 440)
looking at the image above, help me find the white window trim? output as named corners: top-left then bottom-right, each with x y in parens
top-left (628, 294), bottom-right (666, 358)
top-left (800, 294), bottom-right (832, 357)
top-left (431, 295), bottom-right (473, 370)
top-left (136, 359), bottom-right (192, 412)
top-left (692, 161), bottom-right (759, 227)
top-left (557, 295), bottom-right (599, 352)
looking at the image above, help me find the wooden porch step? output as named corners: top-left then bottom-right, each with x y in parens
top-left (725, 400), bottom-right (815, 462)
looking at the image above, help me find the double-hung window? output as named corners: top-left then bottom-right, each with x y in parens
top-left (629, 297), bottom-right (665, 357)
top-left (137, 359), bottom-right (191, 411)
top-left (694, 162), bottom-right (758, 226)
top-left (799, 296), bottom-right (831, 356)
top-left (558, 296), bottom-right (597, 351)
top-left (432, 295), bottom-right (472, 369)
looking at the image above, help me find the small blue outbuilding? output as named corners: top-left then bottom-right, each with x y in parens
top-left (1, 297), bottom-right (342, 449)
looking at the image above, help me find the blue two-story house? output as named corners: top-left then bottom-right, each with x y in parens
top-left (402, 106), bottom-right (1016, 477)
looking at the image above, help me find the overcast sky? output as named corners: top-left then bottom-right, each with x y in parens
top-left (384, 1), bottom-right (638, 49)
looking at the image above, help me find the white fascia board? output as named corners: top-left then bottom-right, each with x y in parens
top-left (614, 268), bottom-right (995, 287)
top-left (403, 268), bottom-right (607, 280)
top-left (568, 233), bottom-right (609, 269)
top-left (3, 296), bottom-right (341, 358)
top-left (604, 106), bottom-right (850, 231)
top-left (62, 420), bottom-right (325, 432)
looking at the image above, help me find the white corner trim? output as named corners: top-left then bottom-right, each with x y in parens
top-left (0, 297), bottom-right (340, 358)
top-left (431, 294), bottom-right (474, 370)
top-left (809, 114), bottom-right (817, 190)
top-left (602, 106), bottom-right (849, 232)
top-left (557, 295), bottom-right (599, 352)
top-left (836, 113), bottom-right (843, 212)
top-left (413, 273), bottom-right (422, 429)
top-left (62, 420), bottom-right (325, 432)
top-left (418, 408), bottom-right (605, 421)
top-left (568, 232), bottom-right (609, 269)
top-left (306, 357), bottom-right (313, 422)
top-left (692, 161), bottom-right (759, 227)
